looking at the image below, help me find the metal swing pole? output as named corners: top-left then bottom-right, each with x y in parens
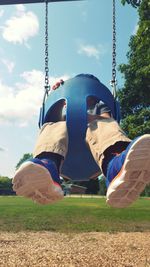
top-left (0, 0), bottom-right (85, 5)
top-left (110, 0), bottom-right (117, 99)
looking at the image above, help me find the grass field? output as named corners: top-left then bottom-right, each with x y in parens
top-left (0, 196), bottom-right (150, 233)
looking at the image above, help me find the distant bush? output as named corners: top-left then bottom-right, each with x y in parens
top-left (0, 176), bottom-right (15, 195)
top-left (141, 184), bottom-right (150, 197)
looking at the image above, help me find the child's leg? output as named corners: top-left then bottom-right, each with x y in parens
top-left (37, 152), bottom-right (63, 172)
top-left (33, 121), bottom-right (68, 159)
top-left (13, 121), bottom-right (68, 205)
top-left (86, 117), bottom-right (131, 171)
top-left (86, 118), bottom-right (150, 207)
top-left (106, 135), bottom-right (150, 208)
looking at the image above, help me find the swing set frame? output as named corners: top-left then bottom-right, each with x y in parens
top-left (0, 0), bottom-right (84, 5)
top-left (1, 0), bottom-right (120, 181)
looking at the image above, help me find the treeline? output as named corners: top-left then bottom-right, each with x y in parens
top-left (0, 175), bottom-right (150, 196)
top-left (0, 176), bottom-right (15, 195)
top-left (78, 177), bottom-right (150, 197)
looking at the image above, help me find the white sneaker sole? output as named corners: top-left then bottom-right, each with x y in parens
top-left (13, 162), bottom-right (64, 205)
top-left (106, 134), bottom-right (150, 208)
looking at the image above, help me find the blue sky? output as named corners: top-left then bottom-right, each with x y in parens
top-left (0, 0), bottom-right (138, 177)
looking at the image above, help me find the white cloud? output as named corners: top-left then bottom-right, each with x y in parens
top-left (2, 59), bottom-right (15, 73)
top-left (77, 42), bottom-right (107, 60)
top-left (16, 4), bottom-right (26, 13)
top-left (2, 5), bottom-right (39, 45)
top-left (0, 70), bottom-right (69, 126)
top-left (0, 9), bottom-right (4, 18)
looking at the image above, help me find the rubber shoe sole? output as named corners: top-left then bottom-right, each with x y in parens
top-left (13, 162), bottom-right (64, 205)
top-left (106, 134), bottom-right (150, 208)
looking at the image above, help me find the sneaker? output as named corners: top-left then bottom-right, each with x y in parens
top-left (13, 158), bottom-right (64, 205)
top-left (106, 134), bottom-right (150, 208)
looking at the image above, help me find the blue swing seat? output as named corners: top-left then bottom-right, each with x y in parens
top-left (39, 74), bottom-right (120, 181)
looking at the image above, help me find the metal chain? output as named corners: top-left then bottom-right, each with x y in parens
top-left (44, 0), bottom-right (50, 95)
top-left (110, 0), bottom-right (117, 98)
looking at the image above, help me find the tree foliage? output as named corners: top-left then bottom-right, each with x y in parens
top-left (16, 153), bottom-right (32, 169)
top-left (0, 176), bottom-right (15, 195)
top-left (85, 178), bottom-right (100, 195)
top-left (118, 0), bottom-right (150, 138)
top-left (99, 175), bottom-right (107, 196)
top-left (121, 0), bottom-right (142, 8)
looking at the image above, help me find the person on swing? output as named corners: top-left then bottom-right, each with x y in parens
top-left (13, 74), bottom-right (150, 208)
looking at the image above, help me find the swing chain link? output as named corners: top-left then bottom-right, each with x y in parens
top-left (110, 0), bottom-right (117, 97)
top-left (45, 0), bottom-right (50, 95)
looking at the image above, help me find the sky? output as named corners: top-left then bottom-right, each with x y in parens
top-left (0, 0), bottom-right (138, 178)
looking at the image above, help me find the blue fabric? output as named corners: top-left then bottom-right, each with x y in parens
top-left (29, 158), bottom-right (61, 185)
top-left (106, 137), bottom-right (139, 187)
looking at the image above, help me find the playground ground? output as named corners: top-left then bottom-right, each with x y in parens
top-left (0, 231), bottom-right (150, 267)
top-left (0, 196), bottom-right (150, 266)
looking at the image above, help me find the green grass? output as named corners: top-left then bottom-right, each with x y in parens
top-left (0, 196), bottom-right (150, 233)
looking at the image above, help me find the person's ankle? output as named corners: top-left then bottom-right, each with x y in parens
top-left (35, 157), bottom-right (61, 186)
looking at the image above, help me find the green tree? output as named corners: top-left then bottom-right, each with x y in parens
top-left (16, 153), bottom-right (32, 169)
top-left (99, 175), bottom-right (107, 196)
top-left (118, 0), bottom-right (150, 138)
top-left (85, 178), bottom-right (100, 195)
top-left (121, 0), bottom-right (141, 8)
top-left (0, 176), bottom-right (14, 195)
top-left (141, 184), bottom-right (150, 197)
